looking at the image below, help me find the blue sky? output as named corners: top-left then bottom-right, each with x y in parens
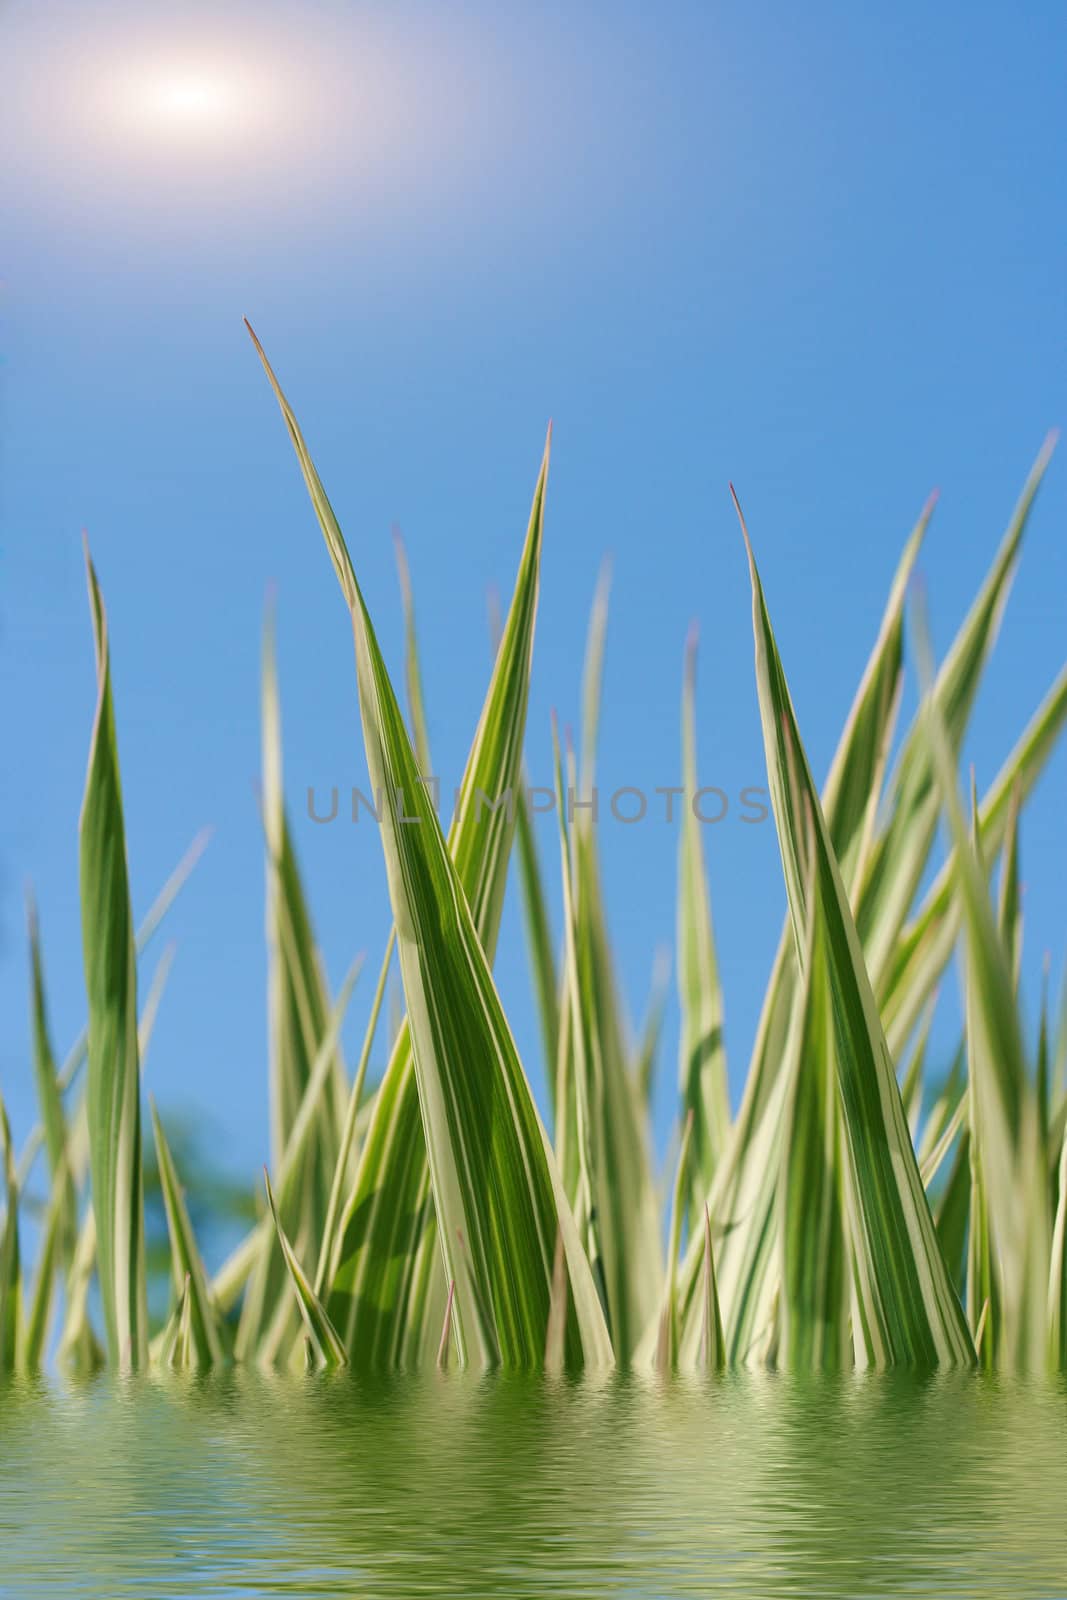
top-left (2, 0), bottom-right (1065, 1220)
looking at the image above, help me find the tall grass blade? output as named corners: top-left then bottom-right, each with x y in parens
top-left (779, 867), bottom-right (850, 1372)
top-left (918, 603), bottom-right (1050, 1370)
top-left (27, 897), bottom-right (77, 1266)
top-left (78, 546), bottom-right (149, 1372)
top-left (0, 1097), bottom-right (21, 1375)
top-left (392, 525), bottom-right (433, 776)
top-left (677, 627), bottom-right (730, 1224)
top-left (738, 493), bottom-right (973, 1367)
top-left (672, 490), bottom-right (930, 1364)
top-left (247, 326), bottom-right (610, 1369)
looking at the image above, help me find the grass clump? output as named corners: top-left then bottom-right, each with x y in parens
top-left (3, 332), bottom-right (1065, 1379)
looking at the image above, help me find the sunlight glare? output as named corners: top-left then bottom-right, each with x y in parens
top-left (137, 70), bottom-right (237, 134)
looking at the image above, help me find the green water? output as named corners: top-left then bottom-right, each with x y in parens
top-left (1, 1372), bottom-right (1065, 1597)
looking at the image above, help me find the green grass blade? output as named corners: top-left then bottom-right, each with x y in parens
top-left (881, 661), bottom-right (1067, 1054)
top-left (23, 1158), bottom-right (68, 1373)
top-left (858, 433), bottom-right (1057, 988)
top-left (779, 870), bottom-right (850, 1372)
top-left (563, 581), bottom-right (662, 1361)
top-left (739, 493), bottom-right (973, 1368)
top-left (654, 1111), bottom-right (693, 1372)
top-left (26, 896), bottom-right (77, 1267)
top-left (1049, 1121), bottom-right (1067, 1368)
top-left (699, 1205), bottom-right (726, 1371)
top-left (346, 557), bottom-right (611, 1368)
top-left (56, 827), bottom-right (212, 1099)
top-left (677, 625), bottom-right (730, 1219)
top-left (515, 771), bottom-right (560, 1092)
top-left (672, 492), bottom-right (930, 1364)
top-left (918, 607), bottom-right (1050, 1370)
top-left (56, 1206), bottom-right (104, 1375)
top-left (315, 934), bottom-right (394, 1294)
top-left (149, 1099), bottom-right (227, 1367)
top-left (0, 1097), bottom-right (21, 1375)
top-left (324, 443), bottom-right (555, 1361)
top-left (392, 525), bottom-right (433, 776)
top-left (247, 328), bottom-right (610, 1368)
top-left (78, 546), bottom-right (149, 1372)
top-left (264, 1171), bottom-right (347, 1368)
top-left (552, 722), bottom-right (609, 1322)
top-left (636, 948), bottom-right (670, 1110)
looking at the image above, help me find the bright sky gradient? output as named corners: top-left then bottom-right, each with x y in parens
top-left (2, 0), bottom-right (1065, 1213)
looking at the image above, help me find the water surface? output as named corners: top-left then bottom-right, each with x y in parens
top-left (1, 1372), bottom-right (1065, 1597)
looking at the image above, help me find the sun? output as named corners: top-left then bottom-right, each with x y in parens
top-left (127, 69), bottom-right (242, 138)
top-left (152, 75), bottom-right (232, 124)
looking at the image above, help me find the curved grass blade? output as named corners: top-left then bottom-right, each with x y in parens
top-left (857, 433), bottom-right (1056, 988)
top-left (315, 934), bottom-right (394, 1294)
top-left (79, 546), bottom-right (149, 1372)
top-left (150, 1099), bottom-right (227, 1367)
top-left (57, 826), bottom-right (212, 1098)
top-left (671, 490), bottom-right (931, 1364)
top-left (247, 326), bottom-right (610, 1368)
top-left (264, 1172), bottom-right (347, 1368)
top-left (738, 493), bottom-right (973, 1368)
top-left (882, 662), bottom-right (1067, 1055)
top-left (345, 556), bottom-right (611, 1367)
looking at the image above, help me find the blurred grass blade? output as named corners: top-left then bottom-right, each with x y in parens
top-left (738, 492), bottom-right (973, 1368)
top-left (699, 1206), bottom-right (725, 1371)
top-left (1049, 1122), bottom-right (1067, 1368)
top-left (264, 1171), bottom-right (347, 1368)
top-left (636, 948), bottom-right (671, 1110)
top-left (150, 1099), bottom-right (227, 1368)
top-left (56, 1207), bottom-right (104, 1375)
top-left (654, 1111), bottom-right (693, 1372)
top-left (882, 661), bottom-right (1067, 1054)
top-left (858, 433), bottom-right (1056, 989)
top-left (0, 1097), bottom-right (21, 1375)
top-left (23, 1158), bottom-right (69, 1373)
top-left (237, 603), bottom-right (349, 1361)
top-left (678, 625), bottom-right (730, 1220)
top-left (315, 936), bottom-right (393, 1294)
top-left (57, 826), bottom-right (212, 1097)
top-left (78, 546), bottom-right (149, 1373)
top-left (27, 896), bottom-right (77, 1266)
top-left (565, 580), bottom-right (662, 1361)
